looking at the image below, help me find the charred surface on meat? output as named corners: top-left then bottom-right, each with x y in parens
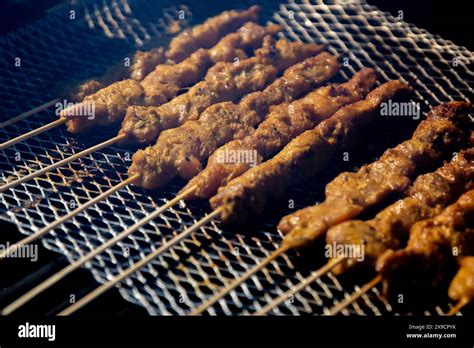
top-left (210, 80), bottom-right (410, 226)
top-left (65, 6), bottom-right (260, 103)
top-left (119, 37), bottom-right (324, 144)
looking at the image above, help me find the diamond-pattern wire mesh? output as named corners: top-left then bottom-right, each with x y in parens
top-left (0, 0), bottom-right (472, 315)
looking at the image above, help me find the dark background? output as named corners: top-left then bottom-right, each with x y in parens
top-left (0, 0), bottom-right (472, 317)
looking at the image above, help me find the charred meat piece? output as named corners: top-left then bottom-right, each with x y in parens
top-left (62, 22), bottom-right (280, 133)
top-left (64, 6), bottom-right (260, 103)
top-left (210, 80), bottom-right (410, 227)
top-left (128, 52), bottom-right (341, 189)
top-left (376, 190), bottom-right (474, 296)
top-left (140, 22), bottom-right (281, 107)
top-left (449, 257), bottom-right (474, 305)
top-left (326, 148), bottom-right (474, 274)
top-left (279, 101), bottom-right (471, 249)
top-left (119, 37), bottom-right (324, 144)
top-left (166, 6), bottom-right (260, 62)
top-left (183, 68), bottom-right (377, 200)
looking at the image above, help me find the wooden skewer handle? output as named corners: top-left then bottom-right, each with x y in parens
top-left (0, 99), bottom-right (60, 129)
top-left (0, 135), bottom-right (125, 193)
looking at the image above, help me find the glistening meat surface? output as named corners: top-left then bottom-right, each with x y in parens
top-left (119, 37), bottom-right (324, 144)
top-left (278, 101), bottom-right (471, 249)
top-left (165, 6), bottom-right (260, 62)
top-left (62, 22), bottom-right (280, 133)
top-left (376, 190), bottom-right (474, 296)
top-left (326, 148), bottom-right (474, 274)
top-left (64, 6), bottom-right (259, 103)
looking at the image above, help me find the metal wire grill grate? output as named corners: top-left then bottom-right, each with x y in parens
top-left (0, 0), bottom-right (472, 315)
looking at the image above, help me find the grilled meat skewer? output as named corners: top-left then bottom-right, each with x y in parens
top-left (326, 148), bottom-right (474, 274)
top-left (66, 5), bottom-right (259, 103)
top-left (449, 256), bottom-right (474, 309)
top-left (252, 148), bottom-right (472, 316)
top-left (119, 37), bottom-right (324, 144)
top-left (210, 80), bottom-right (410, 225)
top-left (279, 101), bottom-right (472, 249)
top-left (128, 52), bottom-right (341, 189)
top-left (62, 22), bottom-right (281, 133)
top-left (376, 190), bottom-right (474, 296)
top-left (182, 68), bottom-right (377, 199)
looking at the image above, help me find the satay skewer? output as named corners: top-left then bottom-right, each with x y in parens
top-left (328, 242), bottom-right (474, 316)
top-left (0, 6), bottom-right (261, 148)
top-left (0, 51), bottom-right (339, 313)
top-left (126, 52), bottom-right (351, 190)
top-left (0, 44), bottom-right (166, 131)
top-left (254, 148), bottom-right (473, 315)
top-left (0, 47), bottom-right (332, 257)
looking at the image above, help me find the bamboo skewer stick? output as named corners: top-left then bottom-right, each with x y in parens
top-left (447, 299), bottom-right (468, 316)
top-left (254, 257), bottom-right (345, 315)
top-left (0, 175), bottom-right (139, 260)
top-left (190, 245), bottom-right (290, 315)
